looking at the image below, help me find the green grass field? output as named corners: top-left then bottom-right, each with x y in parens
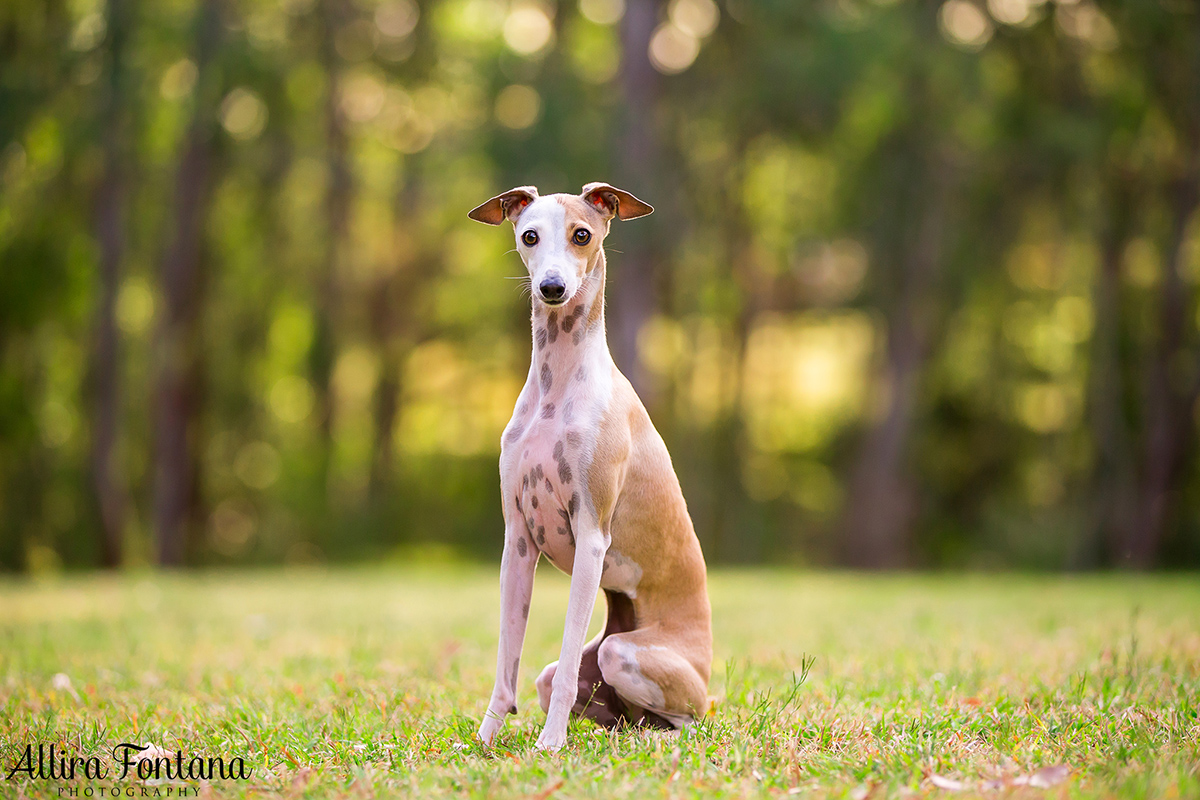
top-left (1, 567), bottom-right (1197, 798)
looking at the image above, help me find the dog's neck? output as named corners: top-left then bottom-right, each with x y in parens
top-left (529, 249), bottom-right (611, 401)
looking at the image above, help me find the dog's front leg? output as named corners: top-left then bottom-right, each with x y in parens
top-left (478, 521), bottom-right (538, 747)
top-left (535, 526), bottom-right (607, 752)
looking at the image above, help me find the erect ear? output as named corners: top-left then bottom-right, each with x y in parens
top-left (467, 186), bottom-right (539, 225)
top-left (580, 182), bottom-right (654, 221)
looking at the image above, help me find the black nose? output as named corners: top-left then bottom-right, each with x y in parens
top-left (539, 277), bottom-right (566, 302)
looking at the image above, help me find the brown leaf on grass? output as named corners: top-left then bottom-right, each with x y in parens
top-left (929, 774), bottom-right (969, 791)
top-left (531, 778), bottom-right (564, 800)
top-left (288, 766), bottom-right (315, 795)
top-left (1014, 764), bottom-right (1071, 788)
top-left (348, 776), bottom-right (375, 798)
top-left (849, 782), bottom-right (882, 800)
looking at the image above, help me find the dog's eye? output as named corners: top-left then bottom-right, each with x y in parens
top-left (522, 230), bottom-right (538, 246)
top-left (573, 229), bottom-right (592, 246)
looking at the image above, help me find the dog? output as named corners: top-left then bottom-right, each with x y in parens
top-left (468, 183), bottom-right (712, 752)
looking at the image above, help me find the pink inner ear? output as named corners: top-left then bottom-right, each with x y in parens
top-left (590, 196), bottom-right (608, 211)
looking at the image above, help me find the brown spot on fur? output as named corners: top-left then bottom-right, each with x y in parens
top-left (505, 423), bottom-right (524, 444)
top-left (515, 494), bottom-right (522, 512)
top-left (557, 523), bottom-right (569, 535)
top-left (553, 440), bottom-right (573, 483)
top-left (569, 492), bottom-right (579, 517)
top-left (564, 306), bottom-right (586, 338)
top-left (563, 401), bottom-right (575, 423)
top-left (536, 328), bottom-right (547, 349)
top-left (533, 464), bottom-right (544, 481)
top-left (566, 430), bottom-right (582, 449)
top-left (547, 312), bottom-right (559, 343)
top-left (517, 536), bottom-right (528, 557)
top-left (531, 495), bottom-right (538, 509)
top-left (542, 403), bottom-right (555, 419)
top-left (576, 365), bottom-right (586, 382)
top-left (537, 526), bottom-right (545, 545)
top-left (541, 363), bottom-right (552, 393)
top-left (522, 602), bottom-right (529, 619)
top-left (544, 477), bottom-right (553, 493)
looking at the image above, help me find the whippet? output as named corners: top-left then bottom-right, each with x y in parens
top-left (468, 183), bottom-right (713, 752)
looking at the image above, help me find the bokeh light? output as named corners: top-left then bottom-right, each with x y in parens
top-left (939, 0), bottom-right (993, 50)
top-left (495, 84), bottom-right (542, 130)
top-left (220, 88), bottom-right (268, 140)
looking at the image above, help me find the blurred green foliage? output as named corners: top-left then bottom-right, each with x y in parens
top-left (0, 0), bottom-right (1198, 571)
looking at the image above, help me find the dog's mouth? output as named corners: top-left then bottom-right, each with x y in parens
top-left (537, 288), bottom-right (572, 307)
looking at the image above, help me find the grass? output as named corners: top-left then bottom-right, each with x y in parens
top-left (0, 566), bottom-right (1197, 798)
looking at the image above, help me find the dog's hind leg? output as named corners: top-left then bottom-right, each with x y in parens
top-left (596, 628), bottom-right (709, 729)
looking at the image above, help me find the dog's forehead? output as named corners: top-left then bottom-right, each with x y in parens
top-left (519, 194), bottom-right (605, 230)
top-left (518, 196), bottom-right (564, 231)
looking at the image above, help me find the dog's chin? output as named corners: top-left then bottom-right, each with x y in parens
top-left (538, 296), bottom-right (571, 308)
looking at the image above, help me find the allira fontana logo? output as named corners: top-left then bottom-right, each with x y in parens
top-left (5, 743), bottom-right (252, 786)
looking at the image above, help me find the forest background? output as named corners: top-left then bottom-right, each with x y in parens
top-left (2, 0), bottom-right (1199, 573)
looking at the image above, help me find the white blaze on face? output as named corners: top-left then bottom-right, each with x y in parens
top-left (516, 198), bottom-right (582, 305)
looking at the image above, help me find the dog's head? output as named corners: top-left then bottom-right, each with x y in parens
top-left (468, 183), bottom-right (653, 308)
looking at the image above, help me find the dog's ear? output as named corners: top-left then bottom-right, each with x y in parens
top-left (581, 182), bottom-right (654, 221)
top-left (468, 186), bottom-right (539, 225)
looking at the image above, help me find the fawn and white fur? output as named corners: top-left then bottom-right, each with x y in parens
top-left (469, 183), bottom-right (712, 752)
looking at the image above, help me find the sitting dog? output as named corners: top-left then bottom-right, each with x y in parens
top-left (469, 183), bottom-right (712, 752)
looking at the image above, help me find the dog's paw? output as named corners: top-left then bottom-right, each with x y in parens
top-left (533, 728), bottom-right (566, 753)
top-left (478, 714), bottom-right (505, 747)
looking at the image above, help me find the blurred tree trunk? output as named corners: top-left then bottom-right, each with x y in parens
top-left (1121, 16), bottom-right (1200, 568)
top-left (1079, 173), bottom-right (1137, 568)
top-left (841, 148), bottom-right (954, 569)
top-left (152, 0), bottom-right (223, 567)
top-left (369, 169), bottom-right (421, 500)
top-left (713, 202), bottom-right (760, 562)
top-left (1122, 164), bottom-right (1199, 567)
top-left (89, 0), bottom-right (133, 569)
top-left (611, 0), bottom-right (661, 401)
top-left (312, 0), bottom-right (354, 490)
